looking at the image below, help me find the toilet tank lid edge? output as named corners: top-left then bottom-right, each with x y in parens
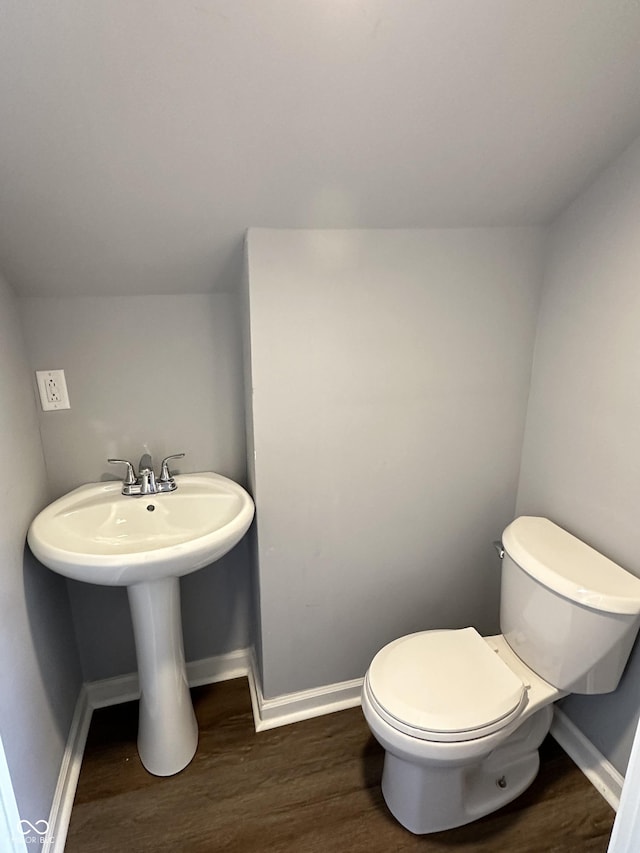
top-left (502, 516), bottom-right (640, 616)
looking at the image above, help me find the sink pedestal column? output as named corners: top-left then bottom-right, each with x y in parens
top-left (127, 576), bottom-right (198, 776)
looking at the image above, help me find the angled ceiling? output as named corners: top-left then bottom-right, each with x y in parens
top-left (1, 0), bottom-right (640, 296)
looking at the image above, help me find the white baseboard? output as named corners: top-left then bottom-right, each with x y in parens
top-left (551, 706), bottom-right (623, 811)
top-left (47, 685), bottom-right (92, 853)
top-left (246, 650), bottom-right (363, 731)
top-left (85, 648), bottom-right (252, 709)
top-left (85, 672), bottom-right (140, 709)
top-left (187, 648), bottom-right (250, 688)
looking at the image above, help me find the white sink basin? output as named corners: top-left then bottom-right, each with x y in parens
top-left (28, 472), bottom-right (255, 586)
top-left (27, 470), bottom-right (254, 777)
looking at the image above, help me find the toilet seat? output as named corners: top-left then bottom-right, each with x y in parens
top-left (366, 627), bottom-right (528, 742)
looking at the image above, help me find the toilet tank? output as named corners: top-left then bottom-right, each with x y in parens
top-left (500, 517), bottom-right (640, 694)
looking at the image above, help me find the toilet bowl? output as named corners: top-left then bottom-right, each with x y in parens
top-left (362, 516), bottom-right (640, 835)
top-left (362, 630), bottom-right (559, 833)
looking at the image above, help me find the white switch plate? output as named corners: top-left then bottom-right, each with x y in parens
top-left (35, 369), bottom-right (71, 411)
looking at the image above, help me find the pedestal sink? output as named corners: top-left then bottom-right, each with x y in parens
top-left (27, 472), bottom-right (254, 776)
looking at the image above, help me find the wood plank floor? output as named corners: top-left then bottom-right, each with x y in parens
top-left (65, 678), bottom-right (615, 852)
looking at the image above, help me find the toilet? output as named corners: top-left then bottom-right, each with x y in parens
top-left (361, 516), bottom-right (640, 835)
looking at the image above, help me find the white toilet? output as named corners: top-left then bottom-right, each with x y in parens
top-left (361, 516), bottom-right (640, 835)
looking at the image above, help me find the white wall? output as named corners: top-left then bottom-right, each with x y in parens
top-left (0, 276), bottom-right (82, 827)
top-left (245, 227), bottom-right (545, 698)
top-left (517, 133), bottom-right (640, 774)
top-left (19, 293), bottom-right (250, 680)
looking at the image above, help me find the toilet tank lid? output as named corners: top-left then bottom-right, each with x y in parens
top-left (502, 517), bottom-right (640, 615)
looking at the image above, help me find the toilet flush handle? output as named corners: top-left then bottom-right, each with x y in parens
top-left (493, 540), bottom-right (505, 559)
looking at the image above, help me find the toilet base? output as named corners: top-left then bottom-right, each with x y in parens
top-left (380, 706), bottom-right (553, 835)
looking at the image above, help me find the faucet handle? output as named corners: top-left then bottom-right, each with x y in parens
top-left (159, 453), bottom-right (185, 482)
top-left (107, 458), bottom-right (137, 486)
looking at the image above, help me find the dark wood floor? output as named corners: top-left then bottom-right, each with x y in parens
top-left (65, 678), bottom-right (615, 852)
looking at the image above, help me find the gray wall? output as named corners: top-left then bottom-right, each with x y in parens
top-left (0, 276), bottom-right (82, 826)
top-left (19, 293), bottom-right (250, 680)
top-left (517, 133), bottom-right (640, 774)
top-left (245, 227), bottom-right (545, 699)
top-left (2, 3), bottom-right (639, 300)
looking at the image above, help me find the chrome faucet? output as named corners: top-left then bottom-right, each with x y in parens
top-left (108, 453), bottom-right (185, 496)
top-left (137, 453), bottom-right (156, 495)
